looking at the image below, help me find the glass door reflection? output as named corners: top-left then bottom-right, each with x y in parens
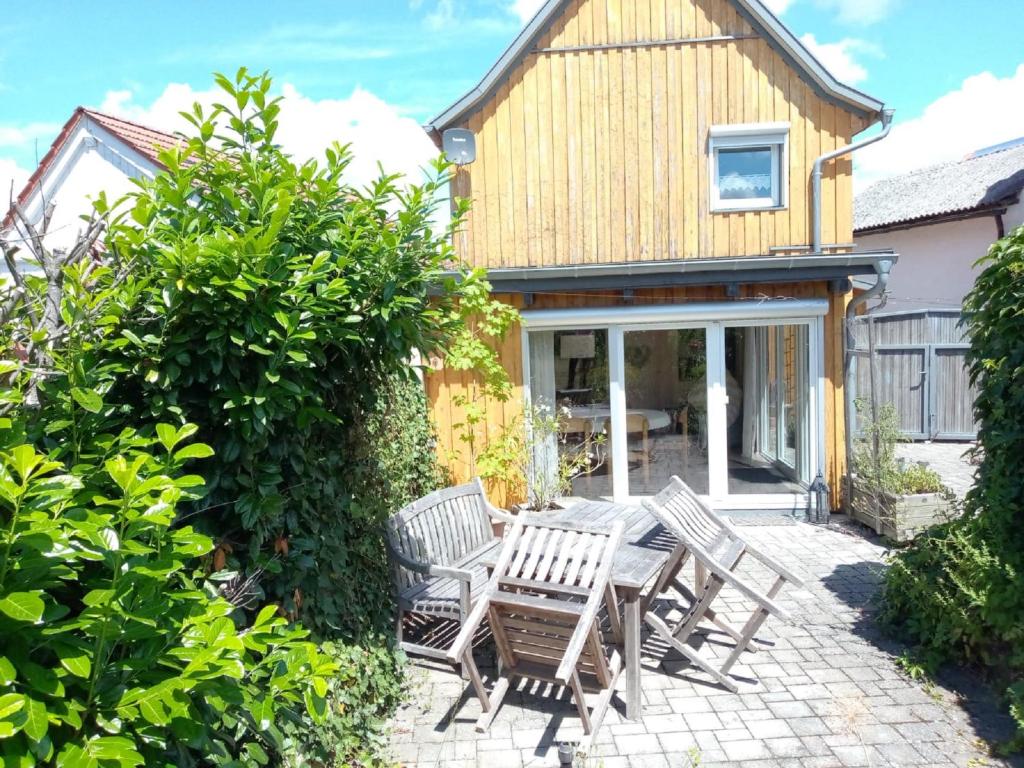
top-left (622, 328), bottom-right (709, 496)
top-left (724, 324), bottom-right (810, 495)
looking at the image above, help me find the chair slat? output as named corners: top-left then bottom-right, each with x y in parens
top-left (520, 527), bottom-right (550, 580)
top-left (564, 532), bottom-right (591, 585)
top-left (534, 528), bottom-right (564, 583)
top-left (509, 526), bottom-right (537, 577)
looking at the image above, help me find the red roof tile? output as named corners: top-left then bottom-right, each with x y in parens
top-left (3, 107), bottom-right (183, 229)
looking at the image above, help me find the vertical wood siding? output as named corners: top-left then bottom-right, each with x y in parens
top-left (449, 0), bottom-right (860, 269)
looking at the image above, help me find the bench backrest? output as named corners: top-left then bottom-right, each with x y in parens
top-left (386, 479), bottom-right (497, 590)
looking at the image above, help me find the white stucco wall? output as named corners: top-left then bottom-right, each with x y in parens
top-left (3, 119), bottom-right (159, 267)
top-left (855, 198), bottom-right (1024, 311)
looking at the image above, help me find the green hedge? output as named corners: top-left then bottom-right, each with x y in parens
top-left (0, 69), bottom-right (514, 765)
top-left (880, 223), bottom-right (1024, 753)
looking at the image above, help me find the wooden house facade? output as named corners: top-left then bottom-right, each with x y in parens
top-left (424, 0), bottom-right (894, 514)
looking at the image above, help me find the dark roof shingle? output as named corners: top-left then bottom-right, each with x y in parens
top-left (854, 139), bottom-right (1024, 233)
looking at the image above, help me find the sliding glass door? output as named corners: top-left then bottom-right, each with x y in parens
top-left (524, 309), bottom-right (822, 508)
top-left (622, 328), bottom-right (709, 495)
top-left (724, 324), bottom-right (812, 498)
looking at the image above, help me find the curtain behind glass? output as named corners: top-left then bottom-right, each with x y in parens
top-left (528, 331), bottom-right (558, 494)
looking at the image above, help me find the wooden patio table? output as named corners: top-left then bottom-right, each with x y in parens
top-left (483, 500), bottom-right (677, 720)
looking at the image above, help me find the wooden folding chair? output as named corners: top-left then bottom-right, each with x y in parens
top-left (642, 476), bottom-right (804, 689)
top-left (447, 517), bottom-right (625, 751)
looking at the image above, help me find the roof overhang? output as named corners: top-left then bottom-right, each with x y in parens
top-left (426, 0), bottom-right (885, 136)
top-left (451, 251), bottom-right (897, 294)
top-left (854, 200), bottom-right (1016, 237)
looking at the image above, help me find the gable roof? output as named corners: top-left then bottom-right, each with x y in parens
top-left (426, 0), bottom-right (885, 134)
top-left (3, 107), bottom-right (182, 229)
top-left (854, 139), bottom-right (1024, 233)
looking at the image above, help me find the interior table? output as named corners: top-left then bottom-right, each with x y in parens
top-left (522, 500), bottom-right (676, 720)
top-left (562, 406), bottom-right (672, 433)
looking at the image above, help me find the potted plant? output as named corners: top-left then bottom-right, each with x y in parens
top-left (477, 403), bottom-right (605, 511)
top-left (848, 400), bottom-right (958, 542)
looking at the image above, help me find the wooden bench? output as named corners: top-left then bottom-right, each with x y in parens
top-left (385, 478), bottom-right (513, 669)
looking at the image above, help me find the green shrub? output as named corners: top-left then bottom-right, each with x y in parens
top-left (0, 430), bottom-right (335, 766)
top-left (880, 223), bottom-right (1024, 751)
top-left (0, 68), bottom-right (516, 765)
top-left (851, 400), bottom-right (947, 496)
top-left (87, 69), bottom-right (513, 641)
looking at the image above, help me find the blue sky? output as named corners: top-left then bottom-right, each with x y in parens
top-left (2, 0), bottom-right (1023, 194)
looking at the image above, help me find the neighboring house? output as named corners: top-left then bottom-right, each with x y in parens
top-left (854, 138), bottom-right (1024, 312)
top-left (848, 140), bottom-right (1024, 442)
top-left (2, 107), bottom-right (180, 259)
top-left (423, 0), bottom-right (894, 515)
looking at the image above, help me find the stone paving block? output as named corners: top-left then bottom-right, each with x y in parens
top-left (715, 727), bottom-right (754, 742)
top-left (875, 741), bottom-right (928, 765)
top-left (655, 731), bottom-right (699, 752)
top-left (766, 700), bottom-right (815, 719)
top-left (616, 733), bottom-right (665, 755)
top-left (788, 717), bottom-right (832, 737)
top-left (765, 737), bottom-right (810, 758)
top-left (721, 738), bottom-right (773, 761)
top-left (828, 745), bottom-right (873, 767)
top-left (747, 719), bottom-right (796, 739)
top-left (684, 711), bottom-right (723, 731)
top-left (642, 713), bottom-right (688, 734)
top-left (626, 753), bottom-right (673, 768)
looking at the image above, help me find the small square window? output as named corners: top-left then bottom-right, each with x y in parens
top-left (710, 123), bottom-right (789, 211)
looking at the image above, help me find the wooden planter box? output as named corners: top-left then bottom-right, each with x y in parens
top-left (848, 479), bottom-right (955, 542)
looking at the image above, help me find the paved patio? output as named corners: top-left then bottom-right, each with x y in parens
top-left (387, 517), bottom-right (1019, 768)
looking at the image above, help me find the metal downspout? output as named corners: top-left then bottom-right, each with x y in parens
top-left (843, 257), bottom-right (893, 504)
top-left (812, 108), bottom-right (895, 253)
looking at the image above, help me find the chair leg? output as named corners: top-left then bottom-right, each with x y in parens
top-left (720, 607), bottom-right (771, 675)
top-left (646, 612), bottom-right (739, 693)
top-left (673, 576), bottom-right (725, 646)
top-left (395, 607), bottom-right (404, 646)
top-left (569, 670), bottom-right (593, 734)
top-left (473, 660), bottom-right (512, 734)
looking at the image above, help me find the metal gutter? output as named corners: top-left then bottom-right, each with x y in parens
top-left (812, 109), bottom-right (894, 252)
top-left (843, 256), bottom-right (893, 500)
top-left (447, 251), bottom-right (897, 293)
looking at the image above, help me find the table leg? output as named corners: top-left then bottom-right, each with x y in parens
top-left (623, 587), bottom-right (642, 720)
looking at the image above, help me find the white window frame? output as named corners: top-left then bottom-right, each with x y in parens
top-left (519, 299), bottom-right (826, 511)
top-left (709, 122), bottom-right (789, 212)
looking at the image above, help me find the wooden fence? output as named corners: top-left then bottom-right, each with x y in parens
top-left (849, 309), bottom-right (977, 441)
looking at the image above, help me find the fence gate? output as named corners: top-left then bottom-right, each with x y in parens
top-left (850, 309), bottom-right (977, 441)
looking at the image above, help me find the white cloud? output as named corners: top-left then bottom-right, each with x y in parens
top-left (799, 34), bottom-right (881, 85)
top-left (509, 0), bottom-right (545, 24)
top-left (0, 121), bottom-right (63, 149)
top-left (856, 64), bottom-right (1024, 192)
top-left (0, 157), bottom-right (30, 208)
top-left (761, 0), bottom-right (793, 16)
top-left (98, 82), bottom-right (440, 188)
top-left (815, 0), bottom-right (897, 25)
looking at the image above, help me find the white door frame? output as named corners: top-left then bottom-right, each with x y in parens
top-left (520, 300), bottom-right (827, 509)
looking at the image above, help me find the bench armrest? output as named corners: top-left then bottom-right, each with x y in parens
top-left (483, 497), bottom-right (516, 526)
top-left (386, 539), bottom-right (475, 583)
